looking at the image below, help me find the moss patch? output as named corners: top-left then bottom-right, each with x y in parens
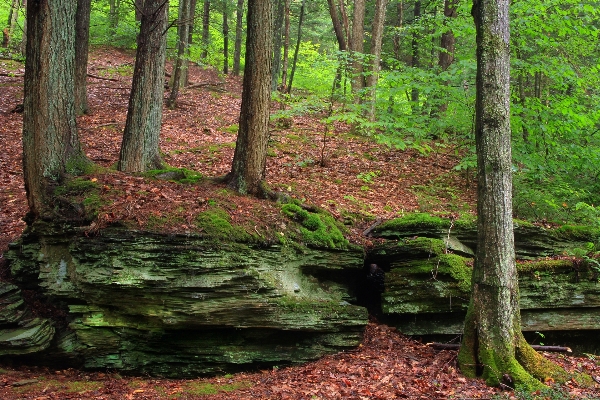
top-left (281, 204), bottom-right (349, 249)
top-left (145, 167), bottom-right (204, 184)
top-left (376, 213), bottom-right (451, 232)
top-left (183, 380), bottom-right (252, 396)
top-left (553, 225), bottom-right (600, 242)
top-left (195, 207), bottom-right (253, 242)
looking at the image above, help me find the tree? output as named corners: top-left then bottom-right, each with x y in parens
top-left (350, 0), bottom-right (365, 98)
top-left (271, 0), bottom-right (284, 89)
top-left (201, 0), bottom-right (210, 60)
top-left (364, 0), bottom-right (388, 121)
top-left (232, 0), bottom-right (245, 76)
top-left (168, 0), bottom-right (193, 108)
top-left (118, 0), bottom-right (169, 172)
top-left (75, 0), bottom-right (92, 115)
top-left (287, 0), bottom-right (305, 93)
top-left (227, 0), bottom-right (273, 195)
top-left (458, 0), bottom-right (574, 389)
top-left (223, 0), bottom-right (229, 74)
top-left (436, 0), bottom-right (458, 114)
top-left (280, 0), bottom-right (291, 92)
top-left (22, 0), bottom-right (90, 220)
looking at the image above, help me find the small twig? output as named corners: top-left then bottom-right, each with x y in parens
top-left (87, 73), bottom-right (120, 82)
top-left (362, 217), bottom-right (383, 236)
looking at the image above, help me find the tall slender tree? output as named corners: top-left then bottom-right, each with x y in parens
top-left (118, 0), bottom-right (169, 172)
top-left (271, 0), bottom-right (284, 89)
top-left (232, 0), bottom-right (245, 76)
top-left (168, 0), bottom-right (193, 108)
top-left (364, 0), bottom-right (388, 121)
top-left (287, 0), bottom-right (305, 93)
top-left (75, 0), bottom-right (92, 115)
top-left (458, 0), bottom-right (574, 389)
top-left (227, 0), bottom-right (273, 196)
top-left (223, 0), bottom-right (229, 74)
top-left (22, 0), bottom-right (90, 220)
top-left (350, 0), bottom-right (365, 98)
top-left (201, 0), bottom-right (210, 60)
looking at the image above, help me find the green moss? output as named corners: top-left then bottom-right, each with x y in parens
top-left (441, 253), bottom-right (472, 292)
top-left (195, 207), bottom-right (252, 242)
top-left (145, 167), bottom-right (204, 184)
top-left (184, 380), bottom-right (252, 396)
top-left (281, 204), bottom-right (348, 249)
top-left (54, 177), bottom-right (99, 196)
top-left (553, 225), bottom-right (600, 241)
top-left (403, 236), bottom-right (447, 255)
top-left (65, 156), bottom-right (97, 176)
top-left (517, 259), bottom-right (573, 273)
top-left (377, 213), bottom-right (451, 232)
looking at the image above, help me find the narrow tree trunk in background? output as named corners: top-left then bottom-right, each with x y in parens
top-left (223, 0), bottom-right (229, 74)
top-left (19, 0), bottom-right (26, 56)
top-left (228, 0), bottom-right (273, 196)
top-left (350, 0), bottom-right (365, 99)
top-left (232, 0), bottom-right (245, 76)
top-left (201, 0), bottom-right (210, 61)
top-left (109, 0), bottom-right (119, 38)
top-left (5, 0), bottom-right (20, 48)
top-left (75, 0), bottom-right (92, 115)
top-left (182, 0), bottom-right (197, 86)
top-left (23, 0), bottom-right (90, 220)
top-left (280, 0), bottom-right (291, 92)
top-left (271, 0), bottom-right (284, 90)
top-left (287, 0), bottom-right (305, 93)
top-left (436, 0), bottom-right (457, 114)
top-left (168, 0), bottom-right (192, 108)
top-left (364, 0), bottom-right (388, 121)
top-left (410, 0), bottom-right (421, 112)
top-left (458, 0), bottom-right (569, 389)
top-left (393, 1), bottom-right (403, 60)
top-left (327, 0), bottom-right (347, 51)
top-left (119, 0), bottom-right (168, 172)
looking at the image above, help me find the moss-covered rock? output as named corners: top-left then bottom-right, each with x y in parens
top-left (281, 204), bottom-right (349, 249)
top-left (5, 222), bottom-right (367, 376)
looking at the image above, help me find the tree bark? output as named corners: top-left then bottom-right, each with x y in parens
top-left (201, 0), bottom-right (210, 60)
top-left (23, 0), bottom-right (90, 219)
top-left (183, 0), bottom-right (197, 86)
top-left (109, 0), bottom-right (120, 38)
top-left (5, 0), bottom-right (20, 49)
top-left (228, 0), bottom-right (273, 196)
top-left (327, 0), bottom-right (347, 51)
top-left (458, 0), bottom-right (571, 390)
top-left (75, 0), bottom-right (92, 115)
top-left (232, 0), bottom-right (245, 76)
top-left (287, 0), bottom-right (305, 94)
top-left (350, 0), bottom-right (365, 98)
top-left (223, 0), bottom-right (229, 74)
top-left (118, 0), bottom-right (168, 172)
top-left (271, 0), bottom-right (284, 90)
top-left (410, 0), bottom-right (420, 112)
top-left (280, 0), bottom-right (291, 92)
top-left (168, 0), bottom-right (192, 108)
top-left (19, 0), bottom-right (26, 55)
top-left (135, 0), bottom-right (145, 21)
top-left (364, 0), bottom-right (388, 121)
top-left (436, 0), bottom-right (458, 114)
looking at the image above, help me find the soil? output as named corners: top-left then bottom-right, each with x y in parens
top-left (0, 47), bottom-right (598, 399)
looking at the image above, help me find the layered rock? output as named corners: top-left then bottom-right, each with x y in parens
top-left (4, 222), bottom-right (367, 376)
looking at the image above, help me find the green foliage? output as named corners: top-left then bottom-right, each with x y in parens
top-left (281, 204), bottom-right (348, 249)
top-left (145, 168), bottom-right (204, 184)
top-left (54, 178), bottom-right (99, 197)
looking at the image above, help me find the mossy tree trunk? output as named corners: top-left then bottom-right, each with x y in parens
top-left (22, 0), bottom-right (90, 220)
top-left (75, 0), bottom-right (92, 115)
top-left (458, 0), bottom-right (570, 390)
top-left (227, 0), bottom-right (272, 196)
top-left (118, 0), bottom-right (168, 172)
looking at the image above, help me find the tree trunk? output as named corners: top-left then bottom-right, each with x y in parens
top-left (280, 0), bottom-right (291, 92)
top-left (5, 0), bottom-right (20, 48)
top-left (410, 0), bottom-right (420, 112)
top-left (228, 0), bottom-right (273, 196)
top-left (436, 0), bottom-right (457, 114)
top-left (287, 0), bottom-right (305, 94)
top-left (223, 0), bottom-right (229, 74)
top-left (232, 0), bottom-right (244, 76)
top-left (19, 0), bottom-right (26, 55)
top-left (201, 0), bottom-right (210, 60)
top-left (458, 0), bottom-right (571, 390)
top-left (393, 0), bottom-right (403, 60)
top-left (183, 0), bottom-right (197, 86)
top-left (23, 0), bottom-right (90, 220)
top-left (364, 0), bottom-right (388, 121)
top-left (118, 0), bottom-right (168, 172)
top-left (135, 0), bottom-right (145, 20)
top-left (271, 0), bottom-right (284, 90)
top-left (168, 0), bottom-right (192, 108)
top-left (350, 0), bottom-right (365, 99)
top-left (75, 0), bottom-right (92, 115)
top-left (327, 0), bottom-right (347, 51)
top-left (109, 0), bottom-right (119, 38)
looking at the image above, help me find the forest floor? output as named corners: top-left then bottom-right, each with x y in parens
top-left (0, 47), bottom-right (599, 399)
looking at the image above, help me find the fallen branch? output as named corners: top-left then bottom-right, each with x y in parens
top-left (363, 217), bottom-right (383, 236)
top-left (87, 73), bottom-right (119, 82)
top-left (428, 343), bottom-right (572, 353)
top-left (0, 72), bottom-right (23, 77)
top-left (186, 81), bottom-right (226, 92)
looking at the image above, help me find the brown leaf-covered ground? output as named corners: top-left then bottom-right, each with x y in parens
top-left (1, 47), bottom-right (599, 399)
